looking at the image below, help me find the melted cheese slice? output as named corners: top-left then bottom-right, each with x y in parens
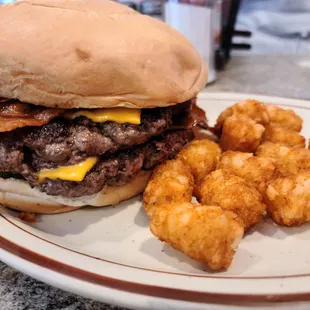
top-left (38, 157), bottom-right (98, 183)
top-left (65, 108), bottom-right (141, 124)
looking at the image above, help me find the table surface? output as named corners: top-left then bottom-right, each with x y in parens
top-left (1, 55), bottom-right (310, 310)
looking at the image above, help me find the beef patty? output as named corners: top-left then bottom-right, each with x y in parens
top-left (24, 107), bottom-right (173, 165)
top-left (0, 105), bottom-right (181, 170)
top-left (0, 102), bottom-right (196, 198)
top-left (23, 129), bottom-right (193, 197)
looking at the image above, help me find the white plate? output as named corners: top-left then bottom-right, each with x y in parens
top-left (1, 92), bottom-right (310, 310)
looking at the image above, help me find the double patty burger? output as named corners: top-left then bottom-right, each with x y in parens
top-left (0, 0), bottom-right (208, 214)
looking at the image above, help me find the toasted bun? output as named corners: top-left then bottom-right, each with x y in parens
top-left (0, 0), bottom-right (207, 109)
top-left (0, 171), bottom-right (151, 214)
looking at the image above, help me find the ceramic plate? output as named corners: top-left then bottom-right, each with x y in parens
top-left (1, 92), bottom-right (310, 310)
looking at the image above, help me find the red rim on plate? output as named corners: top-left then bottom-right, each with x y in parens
top-left (1, 93), bottom-right (310, 305)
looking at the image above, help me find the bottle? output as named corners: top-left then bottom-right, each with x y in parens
top-left (164, 0), bottom-right (222, 84)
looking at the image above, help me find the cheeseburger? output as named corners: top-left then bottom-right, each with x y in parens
top-left (0, 0), bottom-right (208, 214)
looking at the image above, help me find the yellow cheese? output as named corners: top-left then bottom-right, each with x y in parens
top-left (38, 157), bottom-right (98, 183)
top-left (64, 108), bottom-right (141, 124)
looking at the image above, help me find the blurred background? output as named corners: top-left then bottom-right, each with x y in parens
top-left (234, 0), bottom-right (310, 55)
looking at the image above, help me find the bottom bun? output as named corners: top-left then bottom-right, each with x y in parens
top-left (0, 193), bottom-right (79, 214)
top-left (0, 171), bottom-right (151, 214)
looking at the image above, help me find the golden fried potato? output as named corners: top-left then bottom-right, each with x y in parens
top-left (150, 203), bottom-right (244, 270)
top-left (196, 169), bottom-right (266, 230)
top-left (256, 142), bottom-right (285, 158)
top-left (217, 151), bottom-right (278, 194)
top-left (256, 142), bottom-right (310, 177)
top-left (231, 99), bottom-right (270, 124)
top-left (214, 99), bottom-right (270, 134)
top-left (262, 125), bottom-right (305, 148)
top-left (220, 115), bottom-right (265, 152)
top-left (177, 139), bottom-right (221, 184)
top-left (214, 106), bottom-right (233, 135)
top-left (265, 171), bottom-right (310, 226)
top-left (143, 159), bottom-right (194, 217)
top-left (265, 105), bottom-right (303, 132)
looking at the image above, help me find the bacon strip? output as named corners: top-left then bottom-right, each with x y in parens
top-left (0, 101), bottom-right (63, 132)
top-left (0, 99), bottom-right (208, 133)
top-left (188, 99), bottom-right (208, 129)
top-left (172, 98), bottom-right (208, 130)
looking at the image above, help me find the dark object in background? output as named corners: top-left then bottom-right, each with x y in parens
top-left (118, 0), bottom-right (138, 10)
top-left (218, 0), bottom-right (252, 68)
top-left (140, 0), bottom-right (163, 19)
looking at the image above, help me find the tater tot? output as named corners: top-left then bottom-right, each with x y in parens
top-left (262, 125), bottom-right (305, 148)
top-left (150, 203), bottom-right (244, 270)
top-left (214, 107), bottom-right (233, 135)
top-left (196, 169), bottom-right (266, 230)
top-left (143, 159), bottom-right (194, 217)
top-left (256, 142), bottom-right (286, 159)
top-left (265, 105), bottom-right (303, 132)
top-left (265, 171), bottom-right (310, 226)
top-left (177, 139), bottom-right (221, 184)
top-left (217, 151), bottom-right (278, 194)
top-left (232, 99), bottom-right (270, 125)
top-left (256, 142), bottom-right (310, 177)
top-left (214, 99), bottom-right (270, 134)
top-left (220, 115), bottom-right (265, 152)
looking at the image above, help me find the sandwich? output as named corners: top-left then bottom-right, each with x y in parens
top-left (0, 0), bottom-right (208, 214)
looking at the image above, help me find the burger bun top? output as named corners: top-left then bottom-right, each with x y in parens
top-left (0, 0), bottom-right (208, 109)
